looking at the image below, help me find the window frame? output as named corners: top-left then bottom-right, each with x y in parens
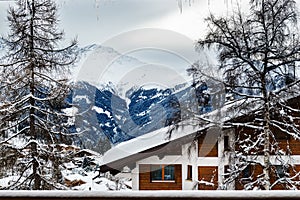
top-left (224, 135), bottom-right (230, 151)
top-left (187, 165), bottom-right (192, 180)
top-left (150, 164), bottom-right (176, 182)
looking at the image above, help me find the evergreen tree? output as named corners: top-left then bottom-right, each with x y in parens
top-left (0, 0), bottom-right (77, 189)
top-left (194, 0), bottom-right (300, 190)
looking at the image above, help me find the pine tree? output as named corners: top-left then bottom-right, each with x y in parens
top-left (194, 0), bottom-right (300, 190)
top-left (0, 0), bottom-right (77, 190)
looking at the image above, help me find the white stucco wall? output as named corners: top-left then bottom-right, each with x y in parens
top-left (131, 165), bottom-right (139, 190)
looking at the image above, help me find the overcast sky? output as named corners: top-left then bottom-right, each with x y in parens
top-left (0, 0), bottom-right (230, 88)
top-left (0, 0), bottom-right (245, 46)
top-left (0, 0), bottom-right (299, 90)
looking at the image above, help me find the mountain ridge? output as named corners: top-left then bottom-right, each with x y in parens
top-left (0, 43), bottom-right (211, 154)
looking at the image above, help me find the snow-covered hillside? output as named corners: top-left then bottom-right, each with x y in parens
top-left (69, 79), bottom-right (212, 149)
top-left (68, 45), bottom-right (199, 148)
top-left (0, 42), bottom-right (213, 153)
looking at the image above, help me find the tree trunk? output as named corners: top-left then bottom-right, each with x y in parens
top-left (261, 78), bottom-right (270, 190)
top-left (29, 0), bottom-right (40, 190)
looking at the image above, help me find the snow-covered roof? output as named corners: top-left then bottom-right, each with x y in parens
top-left (75, 149), bottom-right (101, 157)
top-left (101, 119), bottom-right (210, 166)
top-left (63, 162), bottom-right (77, 170)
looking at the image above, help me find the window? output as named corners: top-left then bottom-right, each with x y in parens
top-left (198, 132), bottom-right (218, 157)
top-left (275, 131), bottom-right (290, 141)
top-left (274, 165), bottom-right (286, 178)
top-left (224, 135), bottom-right (230, 151)
top-left (150, 165), bottom-right (175, 181)
top-left (187, 165), bottom-right (192, 180)
top-left (242, 165), bottom-right (251, 178)
top-left (151, 165), bottom-right (162, 181)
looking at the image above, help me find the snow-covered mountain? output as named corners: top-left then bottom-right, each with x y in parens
top-left (0, 42), bottom-right (212, 153)
top-left (69, 79), bottom-right (212, 151)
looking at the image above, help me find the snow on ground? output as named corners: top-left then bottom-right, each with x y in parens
top-left (60, 153), bottom-right (132, 191)
top-left (62, 168), bottom-right (131, 191)
top-left (0, 176), bottom-right (25, 188)
top-left (0, 148), bottom-right (132, 191)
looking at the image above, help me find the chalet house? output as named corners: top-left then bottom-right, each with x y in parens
top-left (99, 95), bottom-right (300, 190)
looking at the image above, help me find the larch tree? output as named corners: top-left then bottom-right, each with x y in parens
top-left (0, 0), bottom-right (77, 189)
top-left (193, 0), bottom-right (300, 190)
